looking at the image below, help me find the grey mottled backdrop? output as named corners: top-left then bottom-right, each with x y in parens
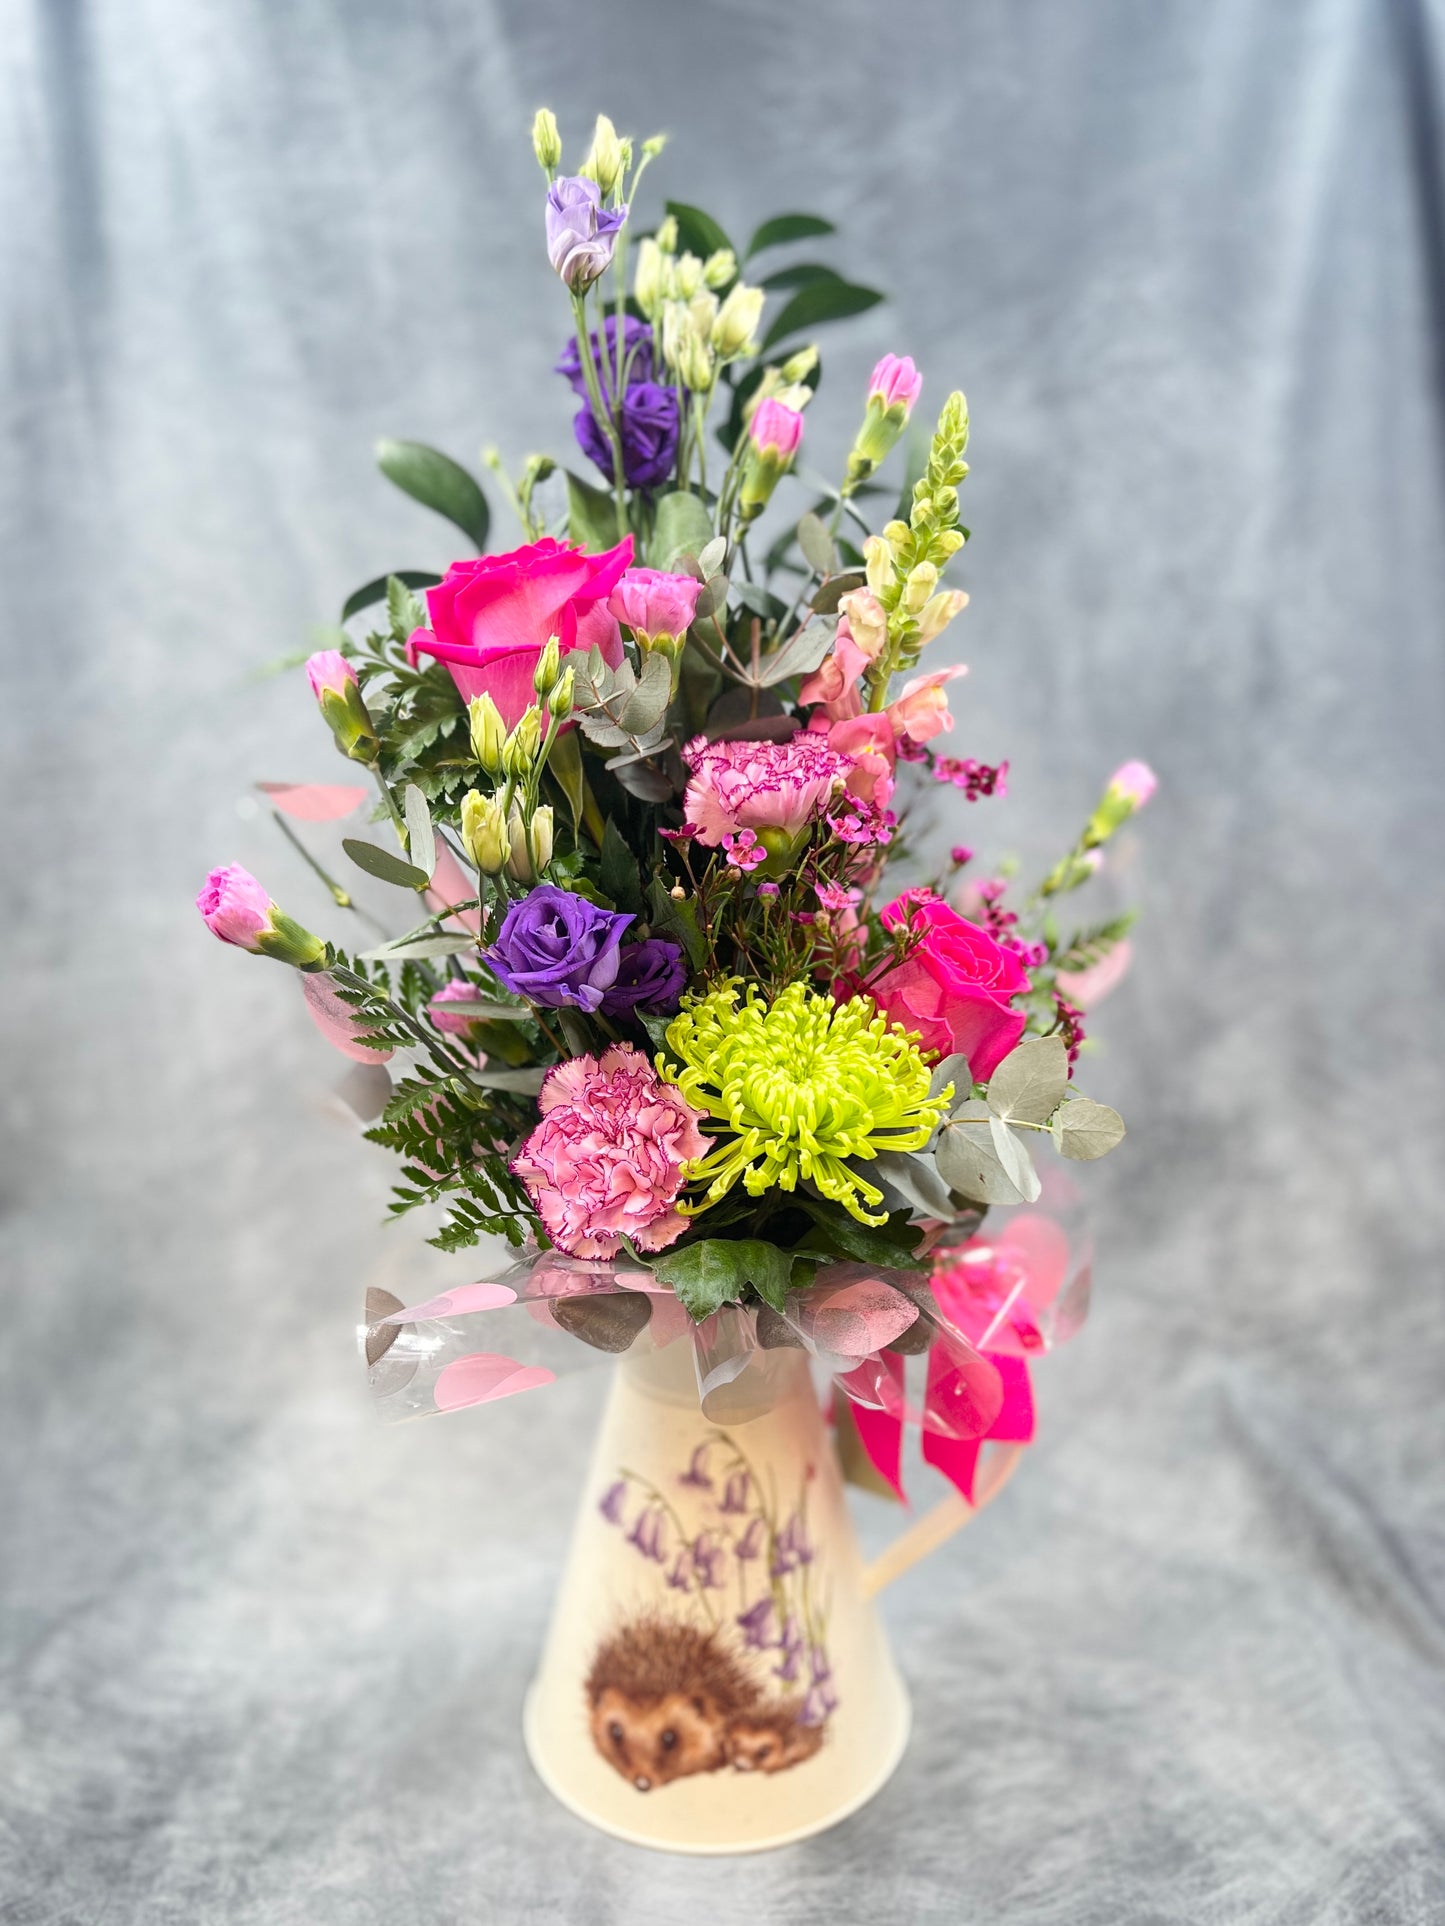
top-left (4, 2), bottom-right (1444, 1920)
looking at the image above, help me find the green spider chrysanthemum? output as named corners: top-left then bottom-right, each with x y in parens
top-left (659, 979), bottom-right (952, 1227)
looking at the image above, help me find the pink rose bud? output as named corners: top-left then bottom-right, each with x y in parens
top-left (749, 398), bottom-right (804, 459)
top-left (867, 353), bottom-right (923, 414)
top-left (305, 649), bottom-right (378, 765)
top-left (197, 864), bottom-right (326, 968)
top-left (607, 568), bottom-right (703, 658)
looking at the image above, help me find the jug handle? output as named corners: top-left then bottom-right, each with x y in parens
top-left (860, 1445), bottom-right (1023, 1599)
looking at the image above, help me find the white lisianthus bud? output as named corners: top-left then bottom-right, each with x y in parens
top-left (468, 693), bottom-right (508, 776)
top-left (703, 248), bottom-right (737, 289)
top-left (672, 252), bottom-right (704, 298)
top-left (461, 791), bottom-right (508, 876)
top-left (504, 706), bottom-right (543, 777)
top-left (634, 237), bottom-right (664, 319)
top-left (779, 345), bottom-right (819, 383)
top-left (548, 664), bottom-right (575, 722)
top-left (642, 133), bottom-right (667, 161)
top-left (533, 633), bottom-right (562, 697)
top-left (655, 214), bottom-right (678, 253)
top-left (504, 800), bottom-right (532, 883)
top-left (528, 805), bottom-right (555, 875)
top-left (531, 108), bottom-right (561, 174)
top-left (711, 283), bottom-right (764, 361)
top-left (581, 115), bottom-right (624, 198)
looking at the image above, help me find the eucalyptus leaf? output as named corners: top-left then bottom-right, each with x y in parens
top-left (796, 511), bottom-right (837, 577)
top-left (610, 759), bottom-right (675, 802)
top-left (1053, 1097), bottom-right (1127, 1161)
top-left (618, 650), bottom-right (673, 734)
top-left (403, 784), bottom-right (435, 883)
top-left (810, 569), bottom-right (868, 614)
top-left (755, 614), bottom-right (837, 686)
top-left (576, 716), bottom-right (635, 750)
top-left (342, 839), bottom-right (432, 890)
top-left (986, 1035), bottom-right (1069, 1125)
top-left (760, 279), bottom-right (885, 352)
top-left (988, 1112), bottom-right (1042, 1201)
top-left (606, 735), bottom-right (674, 774)
top-left (375, 440), bottom-right (490, 550)
top-left (566, 470), bottom-right (620, 551)
top-left (934, 1102), bottom-right (1031, 1205)
top-left (340, 569), bottom-right (442, 625)
top-left (930, 1053), bottom-right (973, 1103)
top-left (746, 211), bottom-right (836, 256)
top-left (649, 491), bottom-right (715, 570)
top-left (693, 576), bottom-right (730, 621)
top-left (697, 536), bottom-right (728, 577)
top-left (870, 1151), bottom-right (959, 1220)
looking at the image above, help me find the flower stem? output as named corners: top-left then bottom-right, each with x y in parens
top-left (572, 292), bottom-right (628, 537)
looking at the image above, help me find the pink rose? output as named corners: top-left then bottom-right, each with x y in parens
top-left (607, 567), bottom-right (702, 644)
top-left (408, 535), bottom-right (633, 728)
top-left (863, 889), bottom-right (1031, 1079)
top-left (511, 1044), bottom-right (708, 1259)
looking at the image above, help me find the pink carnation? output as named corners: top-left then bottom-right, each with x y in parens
top-left (681, 733), bottom-right (854, 847)
top-left (512, 1045), bottom-right (708, 1259)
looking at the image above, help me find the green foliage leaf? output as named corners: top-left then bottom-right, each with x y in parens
top-left (1052, 913), bottom-right (1138, 974)
top-left (810, 569), bottom-right (867, 615)
top-left (361, 932), bottom-right (476, 962)
top-left (403, 783), bottom-right (436, 882)
top-left (599, 817), bottom-right (644, 914)
top-left (930, 1053), bottom-right (973, 1102)
top-left (755, 613), bottom-right (837, 686)
top-left (935, 1101), bottom-right (1032, 1204)
top-left (988, 1112), bottom-right (1042, 1201)
top-left (546, 725), bottom-right (586, 832)
top-left (760, 279), bottom-right (884, 352)
top-left (759, 262), bottom-right (845, 292)
top-left (796, 1198), bottom-right (924, 1268)
top-left (375, 440), bottom-right (490, 550)
top-left (647, 875), bottom-right (705, 971)
top-left (665, 200), bottom-right (734, 262)
top-left (697, 535), bottom-right (728, 577)
top-left (340, 569), bottom-right (441, 625)
top-left (747, 212), bottom-right (837, 257)
top-left (618, 651), bottom-right (673, 735)
top-left (731, 1239), bottom-right (800, 1313)
top-left (566, 470), bottom-right (621, 551)
top-left (869, 1151), bottom-right (958, 1220)
top-left (986, 1036), bottom-right (1068, 1126)
top-left (649, 490), bottom-right (715, 570)
top-left (342, 838), bottom-right (432, 890)
top-left (1053, 1097), bottom-right (1127, 1161)
top-left (648, 1240), bottom-right (748, 1319)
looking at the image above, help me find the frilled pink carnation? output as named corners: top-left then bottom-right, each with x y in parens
top-left (512, 1045), bottom-right (707, 1259)
top-left (682, 733), bottom-right (854, 847)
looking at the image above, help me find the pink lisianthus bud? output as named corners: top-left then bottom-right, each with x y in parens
top-left (305, 649), bottom-right (378, 764)
top-left (197, 864), bottom-right (325, 969)
top-left (885, 665), bottom-right (967, 745)
top-left (749, 398), bottom-right (804, 460)
top-left (867, 354), bottom-right (924, 413)
top-left (607, 567), bottom-right (702, 652)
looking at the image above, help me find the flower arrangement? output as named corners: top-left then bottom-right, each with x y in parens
top-left (200, 110), bottom-right (1154, 1474)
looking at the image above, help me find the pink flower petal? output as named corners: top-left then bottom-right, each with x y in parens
top-left (382, 1281), bottom-right (518, 1324)
top-left (300, 971), bottom-right (394, 1064)
top-left (434, 1353), bottom-right (555, 1411)
top-left (258, 782), bottom-right (369, 821)
top-left (808, 1281), bottom-right (919, 1358)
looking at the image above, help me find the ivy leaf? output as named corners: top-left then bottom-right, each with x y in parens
top-left (402, 784), bottom-right (436, 883)
top-left (796, 511), bottom-right (836, 577)
top-left (649, 491), bottom-right (715, 570)
top-left (1053, 1098), bottom-right (1127, 1161)
top-left (754, 614), bottom-right (837, 686)
top-left (340, 569), bottom-right (441, 625)
top-left (647, 875), bottom-right (704, 970)
top-left (796, 1198), bottom-right (924, 1268)
top-left (648, 1240), bottom-right (748, 1320)
top-left (760, 279), bottom-right (884, 353)
top-left (342, 839), bottom-right (432, 890)
top-left (986, 1035), bottom-right (1068, 1125)
top-left (664, 200), bottom-right (734, 262)
top-left (599, 818), bottom-right (644, 914)
top-left (746, 212), bottom-right (837, 257)
top-left (375, 440), bottom-right (490, 551)
top-left (566, 470), bottom-right (620, 551)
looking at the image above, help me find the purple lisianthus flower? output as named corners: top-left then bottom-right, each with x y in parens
top-left (575, 381), bottom-right (680, 491)
top-left (599, 939), bottom-right (686, 1021)
top-left (485, 885), bottom-right (632, 1012)
top-left (545, 176), bottom-right (627, 292)
top-left (556, 316), bottom-right (655, 401)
